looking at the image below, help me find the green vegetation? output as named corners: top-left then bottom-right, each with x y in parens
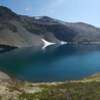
top-left (0, 74), bottom-right (100, 100)
top-left (18, 81), bottom-right (100, 100)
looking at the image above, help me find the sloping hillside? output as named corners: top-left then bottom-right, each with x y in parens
top-left (0, 6), bottom-right (100, 48)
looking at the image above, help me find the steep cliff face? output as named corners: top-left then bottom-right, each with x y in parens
top-left (0, 6), bottom-right (100, 48)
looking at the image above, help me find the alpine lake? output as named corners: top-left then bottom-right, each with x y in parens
top-left (0, 44), bottom-right (100, 82)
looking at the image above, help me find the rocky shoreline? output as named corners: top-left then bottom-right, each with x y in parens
top-left (0, 71), bottom-right (11, 80)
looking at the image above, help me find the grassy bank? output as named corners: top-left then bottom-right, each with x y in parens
top-left (0, 73), bottom-right (100, 100)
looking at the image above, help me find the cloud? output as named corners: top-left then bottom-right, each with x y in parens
top-left (24, 8), bottom-right (31, 11)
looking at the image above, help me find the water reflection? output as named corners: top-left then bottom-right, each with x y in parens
top-left (0, 44), bottom-right (100, 82)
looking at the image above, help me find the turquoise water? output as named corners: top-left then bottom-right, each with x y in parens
top-left (0, 45), bottom-right (100, 82)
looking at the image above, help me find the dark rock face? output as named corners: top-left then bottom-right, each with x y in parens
top-left (0, 6), bottom-right (18, 20)
top-left (38, 24), bottom-right (77, 42)
top-left (0, 6), bottom-right (100, 48)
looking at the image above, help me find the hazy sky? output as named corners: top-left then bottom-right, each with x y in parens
top-left (0, 0), bottom-right (100, 27)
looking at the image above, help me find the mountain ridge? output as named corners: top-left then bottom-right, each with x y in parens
top-left (0, 6), bottom-right (100, 49)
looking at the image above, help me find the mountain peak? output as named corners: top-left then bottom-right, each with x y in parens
top-left (0, 6), bottom-right (17, 19)
top-left (33, 16), bottom-right (63, 24)
top-left (34, 16), bottom-right (52, 20)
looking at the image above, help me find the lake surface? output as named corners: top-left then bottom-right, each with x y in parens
top-left (0, 44), bottom-right (100, 82)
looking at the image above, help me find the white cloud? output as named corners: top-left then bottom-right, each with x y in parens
top-left (24, 8), bottom-right (31, 11)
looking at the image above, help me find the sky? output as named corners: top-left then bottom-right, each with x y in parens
top-left (0, 0), bottom-right (100, 27)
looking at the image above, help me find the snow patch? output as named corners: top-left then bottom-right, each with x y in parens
top-left (34, 16), bottom-right (43, 20)
top-left (41, 39), bottom-right (56, 50)
top-left (60, 41), bottom-right (67, 45)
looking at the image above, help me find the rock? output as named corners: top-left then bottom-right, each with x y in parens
top-left (0, 71), bottom-right (11, 80)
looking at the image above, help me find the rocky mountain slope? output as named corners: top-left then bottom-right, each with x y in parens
top-left (0, 6), bottom-right (100, 48)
